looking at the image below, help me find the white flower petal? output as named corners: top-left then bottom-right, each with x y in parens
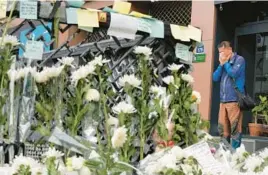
top-left (181, 74), bottom-right (194, 83)
top-left (111, 126), bottom-right (128, 148)
top-left (112, 101), bottom-right (136, 114)
top-left (118, 74), bottom-right (141, 88)
top-left (85, 89), bottom-right (100, 102)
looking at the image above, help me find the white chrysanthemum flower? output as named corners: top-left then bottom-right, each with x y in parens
top-left (112, 101), bottom-right (137, 114)
top-left (192, 90), bottom-right (201, 104)
top-left (168, 63), bottom-right (183, 71)
top-left (58, 57), bottom-right (74, 66)
top-left (158, 154), bottom-right (177, 169)
top-left (243, 156), bottom-right (264, 172)
top-left (42, 66), bottom-right (64, 78)
top-left (150, 85), bottom-right (166, 97)
top-left (88, 150), bottom-right (100, 160)
top-left (162, 75), bottom-right (174, 85)
top-left (43, 147), bottom-right (64, 160)
top-left (118, 74), bottom-right (141, 88)
top-left (80, 166), bottom-right (92, 175)
top-left (181, 73), bottom-right (194, 83)
top-left (160, 95), bottom-right (172, 109)
top-left (66, 156), bottom-right (85, 171)
top-left (107, 115), bottom-right (119, 126)
top-left (34, 71), bottom-right (49, 83)
top-left (111, 126), bottom-right (128, 148)
top-left (1, 35), bottom-right (19, 46)
top-left (89, 55), bottom-right (110, 67)
top-left (259, 148), bottom-right (268, 159)
top-left (134, 46), bottom-right (152, 58)
top-left (11, 154), bottom-right (42, 175)
top-left (170, 146), bottom-right (184, 160)
top-left (71, 64), bottom-right (96, 84)
top-left (85, 89), bottom-right (100, 102)
top-left (8, 67), bottom-right (36, 81)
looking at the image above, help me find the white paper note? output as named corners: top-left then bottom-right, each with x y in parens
top-left (20, 1), bottom-right (37, 20)
top-left (170, 24), bottom-right (190, 42)
top-left (175, 43), bottom-right (190, 60)
top-left (184, 141), bottom-right (224, 175)
top-left (24, 40), bottom-right (44, 60)
top-left (108, 13), bottom-right (138, 40)
top-left (188, 25), bottom-right (202, 42)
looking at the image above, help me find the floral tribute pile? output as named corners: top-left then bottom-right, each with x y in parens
top-left (0, 32), bottom-right (211, 175)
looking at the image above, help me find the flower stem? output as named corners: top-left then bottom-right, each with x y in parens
top-left (97, 70), bottom-right (111, 151)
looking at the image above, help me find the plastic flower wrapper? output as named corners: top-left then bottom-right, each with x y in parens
top-left (138, 146), bottom-right (202, 175)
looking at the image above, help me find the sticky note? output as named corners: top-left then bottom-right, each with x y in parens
top-left (129, 11), bottom-right (152, 19)
top-left (112, 1), bottom-right (131, 14)
top-left (102, 7), bottom-right (117, 13)
top-left (188, 25), bottom-right (202, 42)
top-left (99, 12), bottom-right (107, 23)
top-left (149, 20), bottom-right (164, 38)
top-left (175, 43), bottom-right (189, 61)
top-left (67, 0), bottom-right (84, 8)
top-left (0, 0), bottom-right (7, 19)
top-left (79, 26), bottom-right (93, 32)
top-left (66, 8), bottom-right (78, 24)
top-left (170, 24), bottom-right (190, 42)
top-left (20, 1), bottom-right (37, 20)
top-left (137, 18), bottom-right (151, 34)
top-left (24, 40), bottom-right (44, 60)
top-left (77, 9), bottom-right (99, 28)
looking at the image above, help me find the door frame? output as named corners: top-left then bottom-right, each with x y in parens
top-left (235, 20), bottom-right (268, 50)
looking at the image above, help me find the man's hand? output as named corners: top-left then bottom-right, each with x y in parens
top-left (219, 53), bottom-right (231, 65)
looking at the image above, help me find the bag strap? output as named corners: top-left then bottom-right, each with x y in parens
top-left (229, 54), bottom-right (247, 93)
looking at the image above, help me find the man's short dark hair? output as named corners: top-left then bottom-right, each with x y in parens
top-left (217, 41), bottom-right (233, 49)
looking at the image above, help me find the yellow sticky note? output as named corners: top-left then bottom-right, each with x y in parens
top-left (129, 11), bottom-right (152, 19)
top-left (0, 0), bottom-right (7, 19)
top-left (113, 1), bottom-right (131, 14)
top-left (188, 25), bottom-right (202, 42)
top-left (170, 24), bottom-right (190, 42)
top-left (77, 9), bottom-right (99, 28)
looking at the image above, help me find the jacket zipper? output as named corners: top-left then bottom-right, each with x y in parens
top-left (223, 74), bottom-right (228, 101)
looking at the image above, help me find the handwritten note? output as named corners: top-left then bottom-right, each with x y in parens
top-left (184, 141), bottom-right (224, 175)
top-left (188, 25), bottom-right (202, 42)
top-left (66, 8), bottom-right (78, 24)
top-left (129, 11), bottom-right (152, 18)
top-left (175, 43), bottom-right (189, 60)
top-left (77, 9), bottom-right (99, 28)
top-left (24, 40), bottom-right (44, 60)
top-left (149, 20), bottom-right (164, 38)
top-left (20, 1), bottom-right (37, 20)
top-left (0, 0), bottom-right (7, 19)
top-left (108, 13), bottom-right (138, 40)
top-left (113, 1), bottom-right (131, 14)
top-left (138, 18), bottom-right (151, 34)
top-left (170, 24), bottom-right (190, 42)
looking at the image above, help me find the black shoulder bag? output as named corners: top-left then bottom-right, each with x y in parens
top-left (232, 79), bottom-right (255, 111)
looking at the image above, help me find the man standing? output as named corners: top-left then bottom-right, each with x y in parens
top-left (213, 41), bottom-right (245, 149)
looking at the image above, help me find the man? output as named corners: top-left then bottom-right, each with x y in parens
top-left (213, 41), bottom-right (245, 149)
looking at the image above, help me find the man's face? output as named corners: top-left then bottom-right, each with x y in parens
top-left (218, 46), bottom-right (232, 58)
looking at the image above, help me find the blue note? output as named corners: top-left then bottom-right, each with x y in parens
top-left (102, 7), bottom-right (117, 13)
top-left (19, 23), bottom-right (52, 58)
top-left (139, 19), bottom-right (164, 38)
top-left (67, 0), bottom-right (84, 8)
top-left (66, 8), bottom-right (78, 24)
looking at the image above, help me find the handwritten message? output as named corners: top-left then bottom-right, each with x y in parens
top-left (184, 141), bottom-right (224, 175)
top-left (20, 1), bottom-right (37, 20)
top-left (24, 40), bottom-right (44, 60)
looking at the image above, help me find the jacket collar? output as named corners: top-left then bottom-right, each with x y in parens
top-left (229, 52), bottom-right (237, 65)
